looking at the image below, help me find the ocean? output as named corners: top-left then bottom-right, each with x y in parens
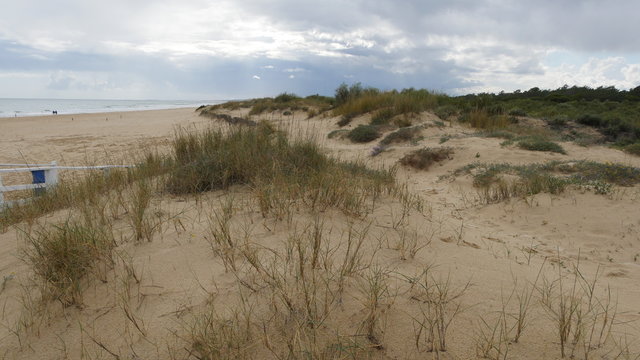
top-left (0, 98), bottom-right (225, 118)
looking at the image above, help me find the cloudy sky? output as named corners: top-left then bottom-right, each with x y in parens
top-left (1, 0), bottom-right (639, 100)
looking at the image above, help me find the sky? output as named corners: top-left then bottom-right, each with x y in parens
top-left (1, 0), bottom-right (639, 100)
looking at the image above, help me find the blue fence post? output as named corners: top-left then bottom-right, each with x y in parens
top-left (31, 169), bottom-right (46, 196)
top-left (31, 161), bottom-right (58, 197)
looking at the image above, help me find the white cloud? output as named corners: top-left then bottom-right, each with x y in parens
top-left (1, 0), bottom-right (640, 98)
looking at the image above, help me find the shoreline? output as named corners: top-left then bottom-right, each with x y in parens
top-left (0, 104), bottom-right (209, 119)
top-left (0, 106), bottom-right (200, 121)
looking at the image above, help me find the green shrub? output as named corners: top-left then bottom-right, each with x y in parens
top-left (394, 116), bottom-right (413, 128)
top-left (555, 161), bottom-right (640, 186)
top-left (508, 108), bottom-right (527, 116)
top-left (274, 92), bottom-right (299, 103)
top-left (576, 114), bottom-right (604, 127)
top-left (399, 147), bottom-right (454, 170)
top-left (379, 126), bottom-right (422, 145)
top-left (486, 104), bottom-right (505, 115)
top-left (546, 117), bottom-right (568, 128)
top-left (517, 137), bottom-right (566, 154)
top-left (624, 142), bottom-right (640, 156)
top-left (347, 125), bottom-right (381, 143)
top-left (335, 83), bottom-right (364, 106)
top-left (249, 102), bottom-right (269, 115)
top-left (434, 105), bottom-right (458, 120)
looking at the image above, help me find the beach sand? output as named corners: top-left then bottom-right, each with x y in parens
top-left (1, 107), bottom-right (639, 359)
top-left (0, 108), bottom-right (204, 165)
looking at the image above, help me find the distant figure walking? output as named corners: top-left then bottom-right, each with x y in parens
top-left (52, 110), bottom-right (58, 115)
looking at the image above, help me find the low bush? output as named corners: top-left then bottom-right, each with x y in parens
top-left (546, 117), bottom-right (568, 128)
top-left (508, 108), bottom-right (527, 117)
top-left (347, 125), bottom-right (381, 143)
top-left (399, 147), bottom-right (454, 170)
top-left (274, 92), bottom-right (299, 103)
top-left (624, 142), bottom-right (640, 156)
top-left (379, 126), bottom-right (422, 145)
top-left (576, 114), bottom-right (604, 127)
top-left (454, 160), bottom-right (640, 203)
top-left (434, 105), bottom-right (458, 120)
top-left (554, 161), bottom-right (640, 186)
top-left (517, 137), bottom-right (566, 154)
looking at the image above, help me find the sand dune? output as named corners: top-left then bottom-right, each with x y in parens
top-left (1, 107), bottom-right (639, 359)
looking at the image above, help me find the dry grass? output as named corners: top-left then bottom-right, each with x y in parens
top-left (21, 220), bottom-right (115, 306)
top-left (399, 147), bottom-right (454, 170)
top-left (467, 110), bottom-right (510, 130)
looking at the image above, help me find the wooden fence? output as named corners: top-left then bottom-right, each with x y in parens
top-left (0, 162), bottom-right (133, 208)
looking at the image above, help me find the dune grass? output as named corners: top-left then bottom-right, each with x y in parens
top-left (201, 93), bottom-right (334, 116)
top-left (455, 160), bottom-right (640, 203)
top-left (514, 136), bottom-right (566, 154)
top-left (21, 221), bottom-right (115, 306)
top-left (333, 88), bottom-right (444, 126)
top-left (379, 126), bottom-right (423, 146)
top-left (347, 125), bottom-right (382, 143)
top-left (167, 122), bottom-right (397, 217)
top-left (460, 110), bottom-right (511, 130)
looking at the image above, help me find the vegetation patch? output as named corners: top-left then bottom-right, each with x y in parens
top-left (327, 129), bottom-right (349, 139)
top-left (460, 110), bottom-right (510, 130)
top-left (454, 160), bottom-right (640, 202)
top-left (167, 122), bottom-right (396, 216)
top-left (0, 164), bottom-right (161, 231)
top-left (337, 113), bottom-right (356, 127)
top-left (434, 104), bottom-right (458, 120)
top-left (22, 221), bottom-right (114, 305)
top-left (200, 93), bottom-right (333, 117)
top-left (347, 125), bottom-right (381, 143)
top-left (623, 142), bottom-right (640, 156)
top-left (371, 108), bottom-right (395, 125)
top-left (333, 85), bottom-right (445, 125)
top-left (515, 136), bottom-right (566, 154)
top-left (399, 147), bottom-right (454, 170)
top-left (508, 108), bottom-right (527, 116)
top-left (379, 126), bottom-right (423, 146)
top-left (203, 113), bottom-right (256, 126)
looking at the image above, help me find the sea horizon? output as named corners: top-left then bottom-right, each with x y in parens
top-left (0, 98), bottom-right (227, 118)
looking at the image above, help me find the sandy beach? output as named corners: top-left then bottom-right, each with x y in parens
top-left (1, 106), bottom-right (639, 359)
top-left (0, 108), bottom-right (205, 165)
